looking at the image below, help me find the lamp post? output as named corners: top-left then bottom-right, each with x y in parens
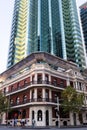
top-left (57, 97), bottom-right (60, 128)
top-left (55, 97), bottom-right (60, 128)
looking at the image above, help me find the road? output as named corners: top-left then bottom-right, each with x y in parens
top-left (0, 126), bottom-right (87, 130)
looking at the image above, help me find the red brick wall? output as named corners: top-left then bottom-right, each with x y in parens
top-left (10, 89), bottom-right (30, 103)
top-left (24, 77), bottom-right (30, 83)
top-left (26, 108), bottom-right (29, 118)
top-left (19, 80), bottom-right (24, 86)
top-left (51, 76), bottom-right (66, 87)
top-left (20, 108), bottom-right (29, 118)
top-left (70, 81), bottom-right (73, 87)
top-left (8, 77), bottom-right (30, 92)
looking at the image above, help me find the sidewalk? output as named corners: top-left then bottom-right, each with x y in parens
top-left (21, 125), bottom-right (87, 129)
top-left (1, 124), bottom-right (87, 129)
top-left (21, 126), bottom-right (51, 129)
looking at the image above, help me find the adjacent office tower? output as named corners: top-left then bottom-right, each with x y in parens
top-left (7, 0), bottom-right (86, 69)
top-left (80, 2), bottom-right (87, 56)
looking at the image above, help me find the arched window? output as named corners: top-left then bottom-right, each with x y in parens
top-left (4, 88), bottom-right (6, 94)
top-left (22, 109), bottom-right (26, 118)
top-left (60, 80), bottom-right (64, 87)
top-left (23, 95), bottom-right (27, 103)
top-left (37, 89), bottom-right (42, 101)
top-left (53, 78), bottom-right (57, 86)
top-left (24, 79), bottom-right (27, 84)
top-left (46, 90), bottom-right (49, 99)
top-left (45, 75), bottom-right (49, 83)
top-left (37, 110), bottom-right (42, 121)
top-left (17, 82), bottom-right (20, 88)
top-left (32, 111), bottom-right (35, 120)
top-left (37, 74), bottom-right (42, 84)
top-left (11, 86), bottom-right (13, 91)
top-left (54, 93), bottom-right (58, 102)
top-left (16, 97), bottom-right (20, 104)
top-left (10, 99), bottom-right (13, 105)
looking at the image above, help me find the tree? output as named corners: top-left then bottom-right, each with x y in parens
top-left (61, 86), bottom-right (85, 124)
top-left (0, 91), bottom-right (8, 123)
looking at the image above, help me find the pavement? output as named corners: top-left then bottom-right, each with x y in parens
top-left (0, 126), bottom-right (87, 130)
top-left (21, 126), bottom-right (51, 129)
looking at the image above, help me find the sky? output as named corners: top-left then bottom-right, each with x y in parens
top-left (0, 0), bottom-right (87, 73)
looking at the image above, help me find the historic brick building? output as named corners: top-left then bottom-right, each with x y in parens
top-left (0, 52), bottom-right (87, 126)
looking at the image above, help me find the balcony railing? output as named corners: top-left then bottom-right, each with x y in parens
top-left (6, 80), bottom-right (65, 94)
top-left (10, 98), bottom-right (58, 107)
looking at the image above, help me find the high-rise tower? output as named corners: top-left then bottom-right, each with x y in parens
top-left (80, 2), bottom-right (87, 56)
top-left (7, 0), bottom-right (86, 69)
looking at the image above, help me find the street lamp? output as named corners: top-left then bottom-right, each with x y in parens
top-left (55, 97), bottom-right (60, 128)
top-left (57, 97), bottom-right (60, 128)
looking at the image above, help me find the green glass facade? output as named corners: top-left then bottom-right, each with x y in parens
top-left (62, 0), bottom-right (86, 68)
top-left (80, 2), bottom-right (87, 55)
top-left (7, 0), bottom-right (86, 69)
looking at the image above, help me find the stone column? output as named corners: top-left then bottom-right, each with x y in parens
top-left (49, 89), bottom-right (52, 99)
top-left (34, 88), bottom-right (37, 101)
top-left (76, 81), bottom-right (78, 90)
top-left (76, 113), bottom-right (80, 125)
top-left (34, 109), bottom-right (37, 126)
top-left (43, 73), bottom-right (45, 81)
top-left (49, 108), bottom-right (52, 126)
top-left (66, 73), bottom-right (70, 86)
top-left (2, 113), bottom-right (6, 124)
top-left (49, 74), bottom-right (51, 82)
top-left (30, 75), bottom-right (32, 83)
top-left (43, 108), bottom-right (46, 126)
top-left (34, 73), bottom-right (37, 82)
top-left (73, 82), bottom-right (76, 89)
top-left (43, 88), bottom-right (45, 100)
top-left (69, 112), bottom-right (74, 126)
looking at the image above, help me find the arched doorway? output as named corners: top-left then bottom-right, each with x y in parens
top-left (56, 121), bottom-right (58, 126)
top-left (22, 109), bottom-right (26, 118)
top-left (78, 112), bottom-right (83, 124)
top-left (32, 111), bottom-right (35, 120)
top-left (73, 113), bottom-right (76, 126)
top-left (63, 121), bottom-right (67, 126)
top-left (8, 110), bottom-right (19, 119)
top-left (37, 110), bottom-right (42, 121)
top-left (46, 110), bottom-right (49, 126)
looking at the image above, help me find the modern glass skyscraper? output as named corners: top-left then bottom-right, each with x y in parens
top-left (7, 0), bottom-right (86, 69)
top-left (80, 2), bottom-right (87, 56)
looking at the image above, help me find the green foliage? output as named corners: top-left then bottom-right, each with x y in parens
top-left (61, 86), bottom-right (85, 113)
top-left (0, 91), bottom-right (8, 114)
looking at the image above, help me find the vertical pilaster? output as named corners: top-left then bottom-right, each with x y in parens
top-left (30, 75), bottom-right (32, 82)
top-left (49, 89), bottom-right (52, 99)
top-left (66, 73), bottom-right (70, 86)
top-left (43, 73), bottom-right (45, 81)
top-left (49, 107), bottom-right (52, 126)
top-left (43, 88), bottom-right (45, 100)
top-left (43, 108), bottom-right (46, 126)
top-left (76, 81), bottom-right (78, 90)
top-left (34, 73), bottom-right (37, 81)
top-left (49, 74), bottom-right (51, 82)
top-left (70, 112), bottom-right (74, 126)
top-left (34, 88), bottom-right (37, 101)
